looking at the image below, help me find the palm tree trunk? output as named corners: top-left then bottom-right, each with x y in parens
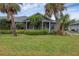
top-left (61, 25), bottom-right (65, 35)
top-left (60, 24), bottom-right (65, 35)
top-left (10, 12), bottom-right (17, 36)
top-left (7, 13), bottom-right (10, 21)
top-left (54, 12), bottom-right (60, 34)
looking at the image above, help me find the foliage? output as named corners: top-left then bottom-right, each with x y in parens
top-left (16, 23), bottom-right (26, 29)
top-left (56, 14), bottom-right (70, 35)
top-left (28, 14), bottom-right (43, 26)
top-left (45, 3), bottom-right (65, 34)
top-left (60, 14), bottom-right (70, 25)
top-left (23, 30), bottom-right (48, 35)
top-left (0, 3), bottom-right (20, 14)
top-left (0, 19), bottom-right (11, 30)
top-left (0, 3), bottom-right (21, 36)
top-left (0, 30), bottom-right (48, 35)
top-left (0, 30), bottom-right (12, 34)
top-left (45, 3), bottom-right (65, 18)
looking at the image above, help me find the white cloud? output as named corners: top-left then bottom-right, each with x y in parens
top-left (16, 3), bottom-right (45, 16)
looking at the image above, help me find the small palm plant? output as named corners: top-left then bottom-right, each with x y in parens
top-left (0, 3), bottom-right (21, 36)
top-left (59, 14), bottom-right (70, 35)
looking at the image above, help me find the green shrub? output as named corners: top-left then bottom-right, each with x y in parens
top-left (24, 30), bottom-right (48, 35)
top-left (16, 30), bottom-right (25, 34)
top-left (0, 30), bottom-right (48, 35)
top-left (48, 30), bottom-right (56, 35)
top-left (0, 19), bottom-right (11, 30)
top-left (16, 23), bottom-right (26, 29)
top-left (0, 30), bottom-right (12, 34)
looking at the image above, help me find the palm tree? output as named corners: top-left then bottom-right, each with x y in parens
top-left (59, 14), bottom-right (70, 35)
top-left (0, 3), bottom-right (21, 36)
top-left (45, 3), bottom-right (65, 34)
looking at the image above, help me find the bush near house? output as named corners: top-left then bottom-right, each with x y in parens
top-left (0, 19), bottom-right (11, 30)
top-left (24, 30), bottom-right (48, 35)
top-left (0, 30), bottom-right (12, 34)
top-left (0, 30), bottom-right (49, 35)
top-left (16, 23), bottom-right (26, 29)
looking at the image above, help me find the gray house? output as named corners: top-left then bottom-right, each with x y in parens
top-left (25, 13), bottom-right (55, 31)
top-left (68, 22), bottom-right (79, 32)
top-left (14, 13), bottom-right (56, 32)
top-left (0, 13), bottom-right (56, 32)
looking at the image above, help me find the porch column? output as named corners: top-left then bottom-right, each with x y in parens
top-left (42, 21), bottom-right (43, 30)
top-left (26, 21), bottom-right (27, 30)
top-left (49, 21), bottom-right (51, 33)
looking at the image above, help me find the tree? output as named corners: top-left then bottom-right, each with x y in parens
top-left (59, 14), bottom-right (70, 35)
top-left (28, 13), bottom-right (43, 29)
top-left (0, 19), bottom-right (11, 30)
top-left (45, 3), bottom-right (65, 34)
top-left (16, 23), bottom-right (26, 29)
top-left (0, 3), bottom-right (21, 36)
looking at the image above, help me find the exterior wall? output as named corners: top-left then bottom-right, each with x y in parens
top-left (26, 18), bottom-right (55, 30)
top-left (68, 24), bottom-right (79, 32)
top-left (16, 22), bottom-right (26, 30)
top-left (25, 21), bottom-right (55, 30)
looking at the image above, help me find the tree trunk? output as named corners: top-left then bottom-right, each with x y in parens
top-left (59, 11), bottom-right (64, 35)
top-left (7, 13), bottom-right (10, 21)
top-left (60, 24), bottom-right (65, 35)
top-left (53, 12), bottom-right (60, 34)
top-left (10, 12), bottom-right (17, 36)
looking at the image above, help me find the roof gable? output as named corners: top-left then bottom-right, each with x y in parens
top-left (27, 13), bottom-right (53, 21)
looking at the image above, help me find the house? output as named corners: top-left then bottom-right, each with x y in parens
top-left (0, 13), bottom-right (56, 32)
top-left (25, 13), bottom-right (56, 32)
top-left (0, 16), bottom-right (27, 29)
top-left (68, 22), bottom-right (79, 32)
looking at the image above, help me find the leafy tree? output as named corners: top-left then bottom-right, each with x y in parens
top-left (28, 13), bottom-right (43, 29)
top-left (0, 19), bottom-right (11, 30)
top-left (0, 3), bottom-right (21, 36)
top-left (16, 23), bottom-right (26, 29)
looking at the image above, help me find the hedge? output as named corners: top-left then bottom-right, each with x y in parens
top-left (0, 30), bottom-right (12, 34)
top-left (0, 30), bottom-right (49, 35)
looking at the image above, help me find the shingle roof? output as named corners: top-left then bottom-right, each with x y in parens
top-left (0, 16), bottom-right (27, 22)
top-left (27, 13), bottom-right (55, 22)
top-left (69, 22), bottom-right (79, 26)
top-left (0, 13), bottom-right (56, 23)
top-left (14, 16), bottom-right (27, 22)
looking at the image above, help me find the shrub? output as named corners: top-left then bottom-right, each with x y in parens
top-left (16, 23), bottom-right (26, 29)
top-left (0, 30), bottom-right (12, 34)
top-left (48, 30), bottom-right (56, 35)
top-left (24, 30), bottom-right (48, 35)
top-left (0, 19), bottom-right (11, 30)
top-left (0, 30), bottom-right (48, 35)
top-left (16, 30), bottom-right (25, 34)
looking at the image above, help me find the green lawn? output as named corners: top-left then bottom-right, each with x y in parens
top-left (0, 34), bottom-right (79, 56)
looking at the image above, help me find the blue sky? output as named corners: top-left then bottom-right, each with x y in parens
top-left (0, 3), bottom-right (79, 20)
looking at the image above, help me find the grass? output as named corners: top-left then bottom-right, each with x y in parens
top-left (0, 34), bottom-right (79, 56)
